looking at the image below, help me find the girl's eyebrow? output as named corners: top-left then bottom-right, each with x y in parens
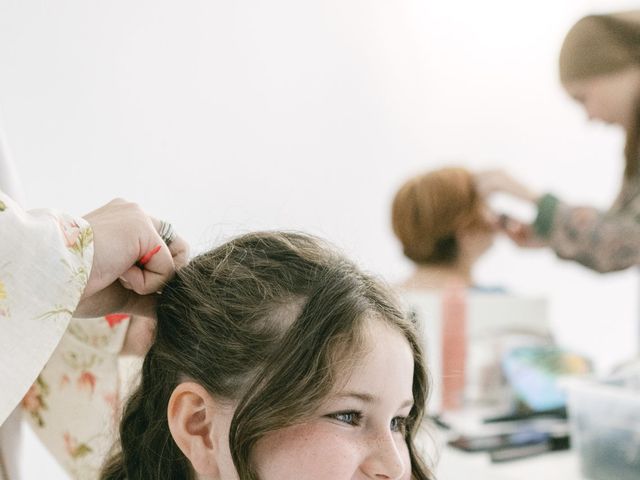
top-left (337, 391), bottom-right (414, 409)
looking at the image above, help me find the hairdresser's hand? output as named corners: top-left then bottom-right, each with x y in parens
top-left (74, 198), bottom-right (189, 317)
top-left (474, 170), bottom-right (541, 203)
top-left (499, 215), bottom-right (548, 249)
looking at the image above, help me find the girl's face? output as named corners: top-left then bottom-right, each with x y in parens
top-left (251, 318), bottom-right (415, 480)
top-left (564, 66), bottom-right (640, 129)
top-left (171, 317), bottom-right (417, 480)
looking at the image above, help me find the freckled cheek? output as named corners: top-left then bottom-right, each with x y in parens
top-left (252, 423), bottom-right (363, 480)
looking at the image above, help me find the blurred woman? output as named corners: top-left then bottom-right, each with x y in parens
top-left (476, 11), bottom-right (640, 273)
top-left (391, 167), bottom-right (562, 413)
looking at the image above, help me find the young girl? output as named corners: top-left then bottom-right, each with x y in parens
top-left (101, 231), bottom-right (433, 480)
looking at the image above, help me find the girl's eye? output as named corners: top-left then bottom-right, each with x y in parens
top-left (390, 416), bottom-right (407, 433)
top-left (328, 411), bottom-right (362, 426)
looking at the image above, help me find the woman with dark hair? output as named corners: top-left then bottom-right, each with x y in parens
top-left (476, 11), bottom-right (640, 273)
top-left (101, 231), bottom-right (434, 480)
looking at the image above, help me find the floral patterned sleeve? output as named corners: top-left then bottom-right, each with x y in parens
top-left (533, 188), bottom-right (640, 273)
top-left (22, 314), bottom-right (130, 479)
top-left (0, 191), bottom-right (93, 425)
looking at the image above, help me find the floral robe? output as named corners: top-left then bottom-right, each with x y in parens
top-left (20, 315), bottom-right (130, 479)
top-left (0, 191), bottom-right (93, 425)
top-left (0, 191), bottom-right (129, 479)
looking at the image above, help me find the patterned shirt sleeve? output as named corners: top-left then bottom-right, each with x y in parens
top-left (533, 191), bottom-right (640, 273)
top-left (0, 191), bottom-right (94, 425)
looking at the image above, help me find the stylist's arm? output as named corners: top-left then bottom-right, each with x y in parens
top-left (0, 192), bottom-right (188, 426)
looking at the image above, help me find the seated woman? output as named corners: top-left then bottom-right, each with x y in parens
top-left (391, 167), bottom-right (498, 291)
top-left (101, 231), bottom-right (433, 480)
top-left (391, 167), bottom-right (557, 413)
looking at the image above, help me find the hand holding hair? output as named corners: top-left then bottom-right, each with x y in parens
top-left (497, 214), bottom-right (548, 249)
top-left (74, 198), bottom-right (190, 318)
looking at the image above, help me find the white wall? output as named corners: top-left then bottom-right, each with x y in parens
top-left (1, 0), bottom-right (639, 477)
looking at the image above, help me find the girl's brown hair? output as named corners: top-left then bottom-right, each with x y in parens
top-left (559, 12), bottom-right (640, 179)
top-left (101, 231), bottom-right (433, 480)
top-left (391, 167), bottom-right (489, 265)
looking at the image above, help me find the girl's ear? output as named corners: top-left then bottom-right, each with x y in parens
top-left (167, 382), bottom-right (223, 476)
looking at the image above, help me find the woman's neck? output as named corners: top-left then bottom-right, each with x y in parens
top-left (400, 262), bottom-right (473, 291)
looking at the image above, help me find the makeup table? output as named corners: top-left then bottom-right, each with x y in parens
top-left (416, 405), bottom-right (587, 480)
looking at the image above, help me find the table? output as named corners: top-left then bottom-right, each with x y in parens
top-left (435, 445), bottom-right (583, 479)
top-left (417, 408), bottom-right (585, 479)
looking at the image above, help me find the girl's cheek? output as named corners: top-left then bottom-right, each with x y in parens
top-left (253, 422), bottom-right (363, 479)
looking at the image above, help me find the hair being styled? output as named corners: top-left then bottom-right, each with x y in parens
top-left (391, 167), bottom-right (489, 265)
top-left (559, 11), bottom-right (640, 179)
top-left (101, 231), bottom-right (432, 480)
